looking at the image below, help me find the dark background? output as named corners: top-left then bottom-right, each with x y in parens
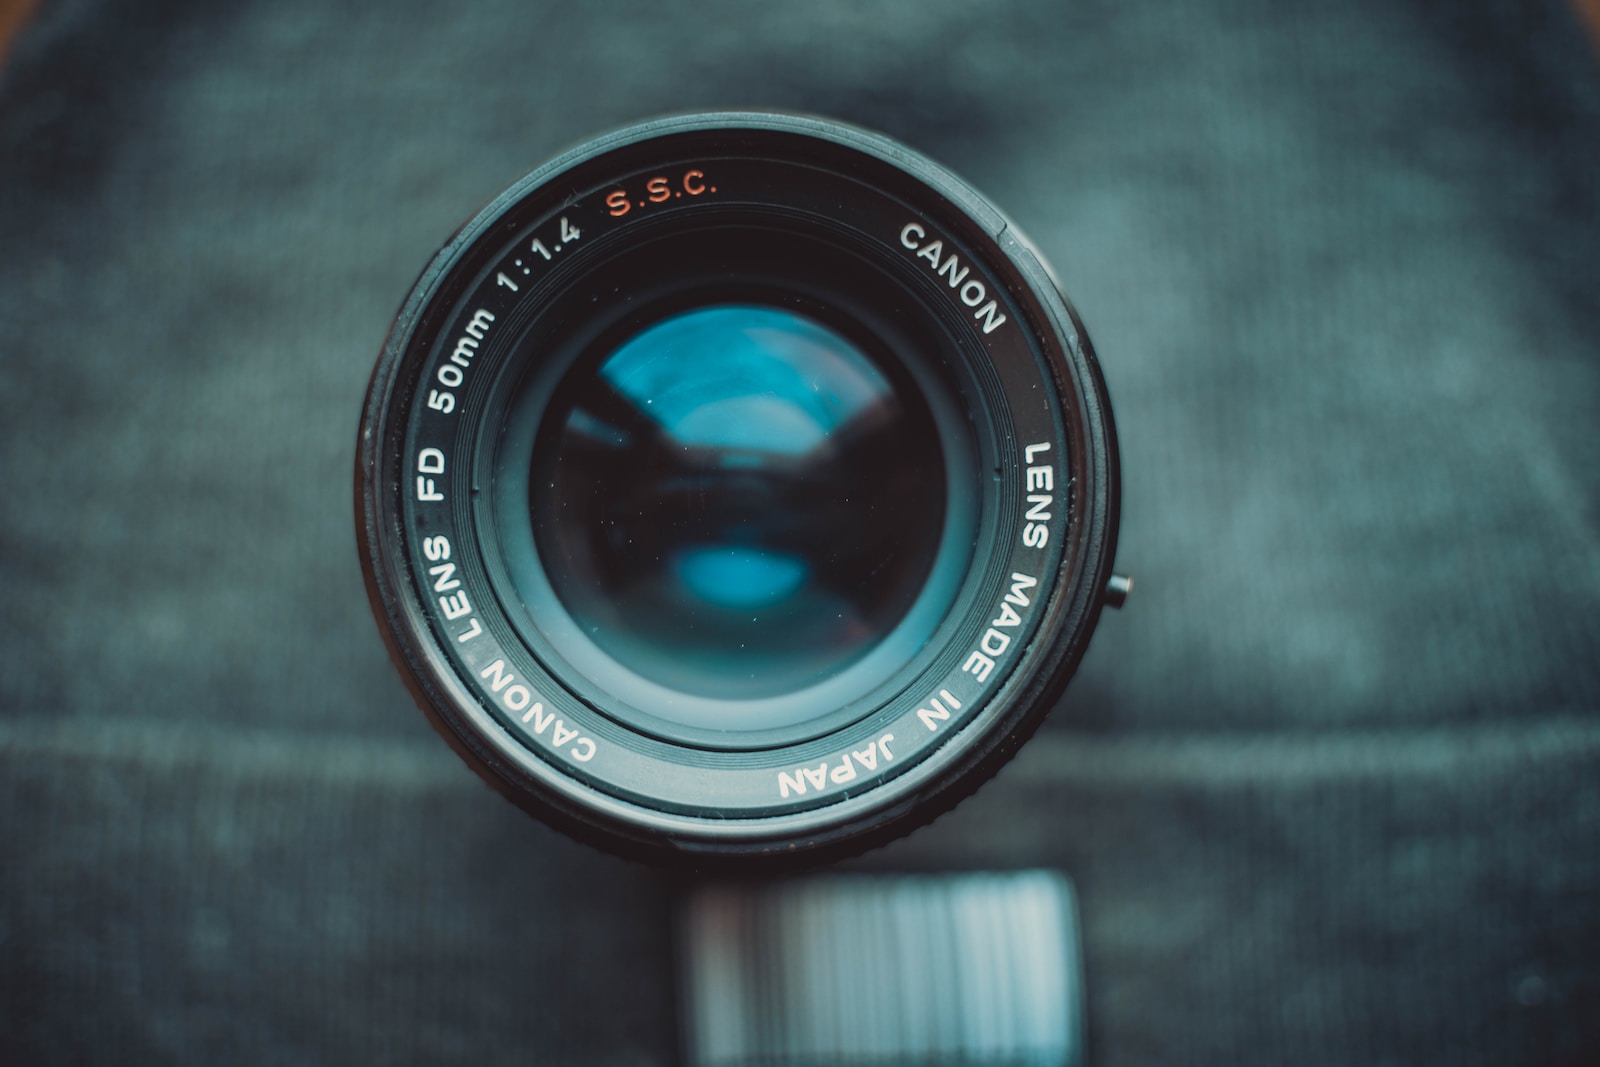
top-left (2, 1), bottom-right (1598, 1063)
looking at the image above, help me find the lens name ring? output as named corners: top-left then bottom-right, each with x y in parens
top-left (357, 113), bottom-right (1120, 865)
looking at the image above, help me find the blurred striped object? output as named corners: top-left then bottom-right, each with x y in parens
top-left (681, 870), bottom-right (1083, 1067)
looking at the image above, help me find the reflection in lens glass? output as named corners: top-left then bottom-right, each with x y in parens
top-left (531, 305), bottom-right (950, 705)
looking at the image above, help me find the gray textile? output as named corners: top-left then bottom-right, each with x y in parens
top-left (2, 0), bottom-right (1598, 1063)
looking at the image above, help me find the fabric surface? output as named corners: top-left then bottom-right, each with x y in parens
top-left (1, 0), bottom-right (1597, 1063)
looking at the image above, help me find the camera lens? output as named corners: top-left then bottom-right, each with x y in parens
top-left (357, 113), bottom-right (1122, 865)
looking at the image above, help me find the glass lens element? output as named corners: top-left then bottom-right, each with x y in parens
top-left (531, 305), bottom-right (947, 705)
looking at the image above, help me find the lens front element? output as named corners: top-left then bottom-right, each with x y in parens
top-left (532, 304), bottom-right (951, 720)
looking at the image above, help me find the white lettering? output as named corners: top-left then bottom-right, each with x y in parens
top-left (974, 300), bottom-right (1007, 334)
top-left (778, 735), bottom-right (898, 798)
top-left (423, 536), bottom-right (451, 561)
top-left (1005, 573), bottom-right (1038, 607)
top-left (900, 220), bottom-right (1009, 338)
top-left (478, 665), bottom-right (596, 760)
top-left (1026, 466), bottom-right (1053, 492)
top-left (937, 254), bottom-right (970, 289)
top-left (1025, 494), bottom-right (1052, 522)
top-left (444, 310), bottom-right (496, 373)
top-left (481, 660), bottom-right (514, 692)
top-left (416, 449), bottom-right (446, 502)
top-left (455, 618), bottom-right (483, 643)
top-left (1024, 442), bottom-right (1052, 464)
top-left (965, 577), bottom-right (1038, 682)
top-left (918, 697), bottom-right (952, 732)
top-left (429, 562), bottom-right (459, 592)
top-left (440, 591), bottom-right (471, 620)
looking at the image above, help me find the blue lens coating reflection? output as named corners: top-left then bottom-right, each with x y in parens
top-left (676, 546), bottom-right (809, 610)
top-left (601, 306), bottom-right (889, 456)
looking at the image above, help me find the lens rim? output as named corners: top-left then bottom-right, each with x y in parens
top-left (356, 112), bottom-right (1120, 866)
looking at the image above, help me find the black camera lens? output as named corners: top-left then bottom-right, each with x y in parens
top-left (357, 113), bottom-right (1122, 865)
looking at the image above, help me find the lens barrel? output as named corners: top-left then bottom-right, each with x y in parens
top-left (357, 113), bottom-right (1121, 866)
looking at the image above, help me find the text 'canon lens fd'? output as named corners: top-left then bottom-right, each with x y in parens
top-left (356, 113), bottom-right (1122, 866)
